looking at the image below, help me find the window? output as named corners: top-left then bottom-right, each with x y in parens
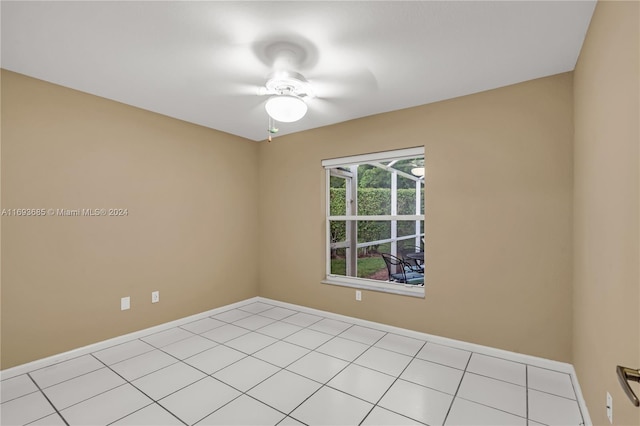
top-left (322, 147), bottom-right (425, 297)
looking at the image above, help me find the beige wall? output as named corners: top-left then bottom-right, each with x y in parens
top-left (1, 70), bottom-right (260, 369)
top-left (573, 2), bottom-right (640, 425)
top-left (258, 73), bottom-right (574, 362)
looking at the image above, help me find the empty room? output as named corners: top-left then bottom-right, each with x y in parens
top-left (1, 1), bottom-right (638, 425)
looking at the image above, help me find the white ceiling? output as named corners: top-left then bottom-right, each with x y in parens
top-left (1, 1), bottom-right (596, 141)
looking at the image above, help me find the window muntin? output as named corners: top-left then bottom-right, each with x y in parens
top-left (323, 147), bottom-right (425, 297)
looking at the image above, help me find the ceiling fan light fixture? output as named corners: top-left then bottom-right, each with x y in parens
top-left (265, 95), bottom-right (307, 123)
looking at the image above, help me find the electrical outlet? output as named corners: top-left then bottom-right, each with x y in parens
top-left (356, 290), bottom-right (362, 301)
top-left (606, 391), bottom-right (613, 424)
top-left (121, 296), bottom-right (130, 311)
top-left (151, 291), bottom-right (159, 303)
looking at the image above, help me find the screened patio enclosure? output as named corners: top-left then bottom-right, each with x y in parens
top-left (325, 150), bottom-right (425, 287)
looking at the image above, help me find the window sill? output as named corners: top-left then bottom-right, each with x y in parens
top-left (321, 277), bottom-right (425, 298)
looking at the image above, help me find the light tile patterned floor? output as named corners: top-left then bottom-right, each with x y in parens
top-left (1, 300), bottom-right (586, 425)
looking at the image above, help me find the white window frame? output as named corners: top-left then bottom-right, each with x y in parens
top-left (322, 147), bottom-right (425, 298)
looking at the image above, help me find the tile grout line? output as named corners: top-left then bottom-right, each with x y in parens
top-left (26, 372), bottom-right (70, 426)
top-left (148, 340), bottom-right (280, 425)
top-left (526, 364), bottom-right (530, 425)
top-left (528, 387), bottom-right (580, 402)
top-left (182, 307), bottom-right (339, 425)
top-left (18, 362), bottom-right (103, 397)
top-left (567, 368), bottom-right (586, 426)
top-left (447, 351), bottom-right (530, 423)
top-left (463, 368), bottom-right (580, 403)
top-left (9, 302), bottom-right (584, 426)
top-left (143, 304), bottom-right (311, 425)
top-left (249, 316), bottom-right (382, 419)
top-left (106, 349), bottom-right (182, 383)
top-left (105, 400), bottom-right (183, 426)
top-left (213, 306), bottom-right (404, 364)
top-left (280, 325), bottom-right (392, 424)
top-left (30, 371), bottom-right (149, 423)
top-left (88, 353), bottom-right (188, 426)
top-left (93, 339), bottom-right (156, 366)
top-left (18, 304), bottom-right (354, 425)
top-left (359, 339), bottom-right (433, 426)
top-left (463, 370), bottom-right (527, 389)
top-left (188, 307), bottom-right (465, 425)
top-left (441, 350), bottom-right (473, 425)
top-left (0, 388), bottom-right (41, 406)
top-left (144, 306), bottom-right (566, 425)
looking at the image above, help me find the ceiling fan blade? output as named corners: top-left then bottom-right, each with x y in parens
top-left (304, 97), bottom-right (336, 117)
top-left (221, 82), bottom-right (264, 96)
top-left (308, 67), bottom-right (378, 100)
top-left (252, 35), bottom-right (319, 72)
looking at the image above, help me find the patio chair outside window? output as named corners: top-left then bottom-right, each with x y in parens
top-left (398, 245), bottom-right (424, 273)
top-left (381, 253), bottom-right (424, 285)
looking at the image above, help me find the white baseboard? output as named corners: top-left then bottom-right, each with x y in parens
top-left (0, 295), bottom-right (591, 425)
top-left (256, 297), bottom-right (571, 371)
top-left (0, 297), bottom-right (260, 380)
top-left (256, 296), bottom-right (592, 425)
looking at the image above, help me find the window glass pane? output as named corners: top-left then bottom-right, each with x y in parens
top-left (329, 176), bottom-right (346, 188)
top-left (398, 239), bottom-right (422, 256)
top-left (357, 220), bottom-right (390, 244)
top-left (328, 220), bottom-right (423, 286)
top-left (356, 248), bottom-right (387, 280)
top-left (330, 248), bottom-right (346, 276)
top-left (397, 220), bottom-right (417, 238)
top-left (358, 163), bottom-right (394, 216)
top-left (358, 164), bottom-right (392, 190)
top-left (396, 158), bottom-right (424, 215)
top-left (329, 187), bottom-right (348, 215)
top-left (397, 188), bottom-right (415, 215)
top-left (330, 220), bottom-right (346, 245)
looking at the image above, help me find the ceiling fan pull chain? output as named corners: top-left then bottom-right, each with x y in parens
top-left (267, 116), bottom-right (279, 142)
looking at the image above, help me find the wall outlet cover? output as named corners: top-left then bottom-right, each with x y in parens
top-left (121, 296), bottom-right (130, 311)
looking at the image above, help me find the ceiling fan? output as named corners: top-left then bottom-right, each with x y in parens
top-left (235, 36), bottom-right (377, 141)
top-left (258, 70), bottom-right (314, 124)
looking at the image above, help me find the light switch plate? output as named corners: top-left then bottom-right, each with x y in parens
top-left (606, 391), bottom-right (613, 424)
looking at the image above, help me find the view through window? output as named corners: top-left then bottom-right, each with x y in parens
top-left (322, 147), bottom-right (425, 297)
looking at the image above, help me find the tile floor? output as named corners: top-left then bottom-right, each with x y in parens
top-left (1, 301), bottom-right (586, 426)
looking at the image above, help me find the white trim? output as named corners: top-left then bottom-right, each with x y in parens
top-left (569, 365), bottom-right (593, 426)
top-left (322, 277), bottom-right (425, 298)
top-left (0, 296), bottom-right (591, 425)
top-left (322, 146), bottom-right (424, 168)
top-left (0, 297), bottom-right (260, 380)
top-left (325, 169), bottom-right (332, 277)
top-left (391, 171), bottom-right (398, 257)
top-left (328, 214), bottom-right (424, 221)
top-left (368, 161), bottom-right (424, 183)
top-left (256, 297), bottom-right (570, 370)
top-left (330, 233), bottom-right (423, 249)
top-left (255, 296), bottom-right (591, 425)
